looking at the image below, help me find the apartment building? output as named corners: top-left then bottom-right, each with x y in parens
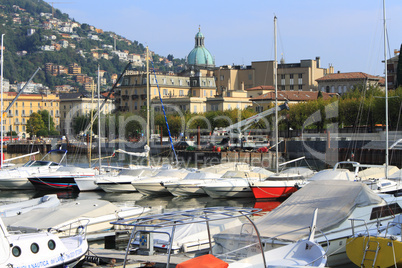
top-left (59, 93), bottom-right (115, 136)
top-left (2, 93), bottom-right (60, 138)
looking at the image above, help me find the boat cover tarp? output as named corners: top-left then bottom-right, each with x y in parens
top-left (308, 169), bottom-right (355, 181)
top-left (3, 200), bottom-right (119, 230)
top-left (133, 217), bottom-right (242, 251)
top-left (254, 180), bottom-right (383, 242)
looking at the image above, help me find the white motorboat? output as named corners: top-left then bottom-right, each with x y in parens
top-left (132, 214), bottom-right (243, 254)
top-left (0, 216), bottom-right (88, 268)
top-left (214, 180), bottom-right (402, 266)
top-left (163, 171), bottom-right (224, 197)
top-left (0, 194), bottom-right (60, 217)
top-left (163, 162), bottom-right (252, 197)
top-left (0, 149), bottom-right (67, 190)
top-left (28, 166), bottom-right (98, 191)
top-left (4, 199), bottom-right (151, 235)
top-left (200, 168), bottom-right (273, 199)
top-left (95, 167), bottom-right (160, 193)
top-left (131, 168), bottom-right (191, 196)
top-left (113, 207), bottom-right (262, 267)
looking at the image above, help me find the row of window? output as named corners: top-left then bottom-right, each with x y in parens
top-left (323, 85), bottom-right (354, 94)
top-left (12, 239), bottom-right (56, 257)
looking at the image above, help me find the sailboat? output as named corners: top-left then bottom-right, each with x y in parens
top-left (250, 16), bottom-right (307, 199)
top-left (345, 1), bottom-right (402, 267)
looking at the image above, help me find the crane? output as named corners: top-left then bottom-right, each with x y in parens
top-left (210, 102), bottom-right (289, 150)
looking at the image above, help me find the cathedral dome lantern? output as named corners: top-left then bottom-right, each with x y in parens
top-left (186, 27), bottom-right (215, 70)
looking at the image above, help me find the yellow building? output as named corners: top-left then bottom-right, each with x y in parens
top-left (117, 71), bottom-right (216, 113)
top-left (2, 93), bottom-right (60, 138)
top-left (214, 58), bottom-right (334, 93)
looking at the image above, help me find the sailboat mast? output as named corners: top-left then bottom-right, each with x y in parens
top-left (97, 65), bottom-right (101, 173)
top-left (146, 46), bottom-right (150, 166)
top-left (274, 16), bottom-right (279, 173)
top-left (0, 34), bottom-right (4, 168)
top-left (383, 0), bottom-right (389, 179)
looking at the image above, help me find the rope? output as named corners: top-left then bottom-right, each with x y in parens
top-left (150, 60), bottom-right (179, 165)
top-left (392, 240), bottom-right (397, 268)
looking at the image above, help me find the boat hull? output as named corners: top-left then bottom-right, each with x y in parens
top-left (250, 179), bottom-right (300, 199)
top-left (97, 181), bottom-right (137, 193)
top-left (165, 185), bottom-right (206, 197)
top-left (28, 176), bottom-right (80, 191)
top-left (346, 236), bottom-right (402, 268)
top-left (132, 183), bottom-right (171, 196)
top-left (203, 186), bottom-right (254, 199)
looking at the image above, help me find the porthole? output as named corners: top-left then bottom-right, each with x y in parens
top-left (31, 243), bottom-right (39, 254)
top-left (12, 246), bottom-right (21, 257)
top-left (48, 240), bottom-right (56, 250)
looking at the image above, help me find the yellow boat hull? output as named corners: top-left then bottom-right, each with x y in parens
top-left (346, 236), bottom-right (402, 268)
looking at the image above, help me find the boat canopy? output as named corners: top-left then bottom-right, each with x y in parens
top-left (308, 169), bottom-right (355, 181)
top-left (254, 180), bottom-right (383, 242)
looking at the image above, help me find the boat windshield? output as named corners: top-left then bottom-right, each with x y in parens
top-left (23, 161), bottom-right (53, 167)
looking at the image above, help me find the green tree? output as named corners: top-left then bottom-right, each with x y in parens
top-left (26, 112), bottom-right (45, 138)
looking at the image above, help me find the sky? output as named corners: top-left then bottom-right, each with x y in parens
top-left (46, 0), bottom-right (402, 76)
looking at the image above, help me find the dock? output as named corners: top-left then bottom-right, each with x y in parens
top-left (85, 248), bottom-right (193, 268)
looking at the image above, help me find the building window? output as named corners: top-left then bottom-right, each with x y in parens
top-left (194, 106), bottom-right (197, 113)
top-left (298, 85), bottom-right (302, 90)
top-left (290, 85), bottom-right (294, 90)
top-left (220, 75), bottom-right (224, 81)
top-left (179, 90), bottom-right (184, 96)
top-left (289, 74), bottom-right (294, 85)
top-left (210, 91), bottom-right (213, 97)
top-left (204, 90), bottom-right (206, 97)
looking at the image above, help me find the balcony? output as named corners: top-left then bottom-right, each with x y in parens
top-left (140, 94), bottom-right (146, 100)
top-left (115, 99), bottom-right (121, 104)
top-left (131, 94), bottom-right (139, 100)
top-left (122, 95), bottom-right (129, 101)
top-left (114, 90), bottom-right (121, 96)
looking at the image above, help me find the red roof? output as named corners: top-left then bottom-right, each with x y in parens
top-left (246, 85), bottom-right (275, 91)
top-left (316, 72), bottom-right (381, 82)
top-left (251, 90), bottom-right (334, 101)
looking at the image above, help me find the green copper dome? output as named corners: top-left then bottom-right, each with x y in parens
top-left (187, 28), bottom-right (215, 69)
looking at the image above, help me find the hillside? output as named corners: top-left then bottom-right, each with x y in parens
top-left (0, 0), bottom-right (185, 93)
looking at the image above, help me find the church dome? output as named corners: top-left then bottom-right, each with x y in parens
top-left (187, 28), bottom-right (215, 69)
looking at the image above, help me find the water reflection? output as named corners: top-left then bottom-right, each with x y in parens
top-left (0, 189), bottom-right (284, 216)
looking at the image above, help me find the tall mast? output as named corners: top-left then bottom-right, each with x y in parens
top-left (0, 34), bottom-right (4, 168)
top-left (97, 65), bottom-right (101, 173)
top-left (274, 16), bottom-right (279, 174)
top-left (146, 46), bottom-right (150, 166)
top-left (383, 0), bottom-right (389, 179)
